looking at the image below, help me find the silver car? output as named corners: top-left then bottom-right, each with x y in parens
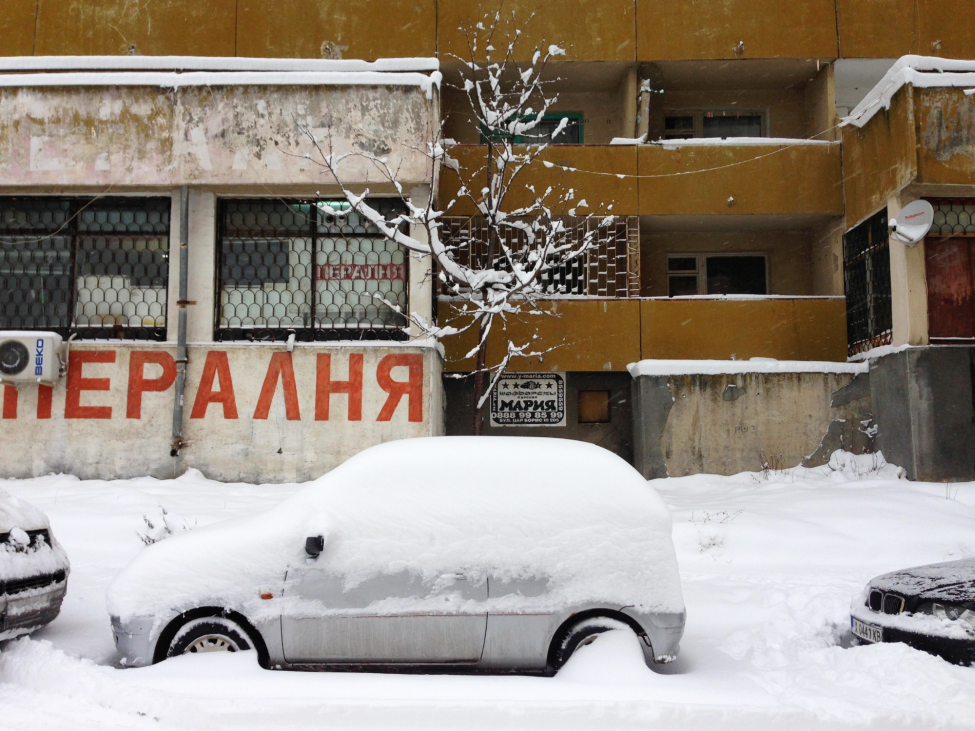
top-left (1, 489), bottom-right (70, 641)
top-left (109, 437), bottom-right (685, 673)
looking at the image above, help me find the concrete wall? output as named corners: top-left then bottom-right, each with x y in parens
top-left (632, 369), bottom-right (873, 478)
top-left (0, 343), bottom-right (443, 483)
top-left (870, 346), bottom-right (975, 482)
top-left (0, 83), bottom-right (437, 190)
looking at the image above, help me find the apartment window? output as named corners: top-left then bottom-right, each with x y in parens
top-left (482, 113), bottom-right (583, 144)
top-left (0, 197), bottom-right (170, 340)
top-left (216, 199), bottom-right (408, 341)
top-left (663, 110), bottom-right (765, 140)
top-left (844, 209), bottom-right (892, 355)
top-left (667, 255), bottom-right (767, 296)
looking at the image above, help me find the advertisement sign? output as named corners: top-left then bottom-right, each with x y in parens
top-left (490, 373), bottom-right (566, 427)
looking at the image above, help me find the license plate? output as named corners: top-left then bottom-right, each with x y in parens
top-left (852, 617), bottom-right (883, 644)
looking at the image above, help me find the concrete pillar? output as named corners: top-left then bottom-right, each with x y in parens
top-left (887, 193), bottom-right (929, 346)
top-left (408, 186), bottom-right (435, 338)
top-left (623, 65), bottom-right (638, 139)
top-left (167, 190), bottom-right (217, 344)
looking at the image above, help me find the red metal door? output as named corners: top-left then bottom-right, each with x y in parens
top-left (925, 237), bottom-right (975, 343)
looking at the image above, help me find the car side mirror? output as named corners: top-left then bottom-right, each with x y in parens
top-left (305, 535), bottom-right (325, 558)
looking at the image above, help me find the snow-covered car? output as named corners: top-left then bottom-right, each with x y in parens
top-left (851, 558), bottom-right (975, 665)
top-left (108, 437), bottom-right (685, 673)
top-left (1, 488), bottom-right (70, 641)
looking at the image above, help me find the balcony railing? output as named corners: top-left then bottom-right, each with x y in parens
top-left (438, 296), bottom-right (848, 372)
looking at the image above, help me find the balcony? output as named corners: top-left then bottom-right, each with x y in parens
top-left (439, 296), bottom-right (848, 372)
top-left (843, 84), bottom-right (975, 227)
top-left (638, 0), bottom-right (838, 61)
top-left (438, 142), bottom-right (843, 217)
top-left (637, 141), bottom-right (844, 216)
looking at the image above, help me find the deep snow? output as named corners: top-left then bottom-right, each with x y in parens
top-left (1, 451), bottom-right (975, 730)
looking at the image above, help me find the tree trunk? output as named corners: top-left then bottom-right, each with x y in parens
top-left (472, 142), bottom-right (499, 436)
top-left (471, 314), bottom-right (489, 436)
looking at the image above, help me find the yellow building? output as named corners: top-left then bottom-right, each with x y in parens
top-left (1, 1), bottom-right (974, 480)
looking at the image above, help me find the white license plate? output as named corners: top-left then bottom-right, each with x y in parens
top-left (852, 617), bottom-right (883, 644)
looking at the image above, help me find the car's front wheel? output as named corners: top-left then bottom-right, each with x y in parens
top-left (166, 616), bottom-right (253, 658)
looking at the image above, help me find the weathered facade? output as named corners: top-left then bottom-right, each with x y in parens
top-left (1, 2), bottom-right (974, 481)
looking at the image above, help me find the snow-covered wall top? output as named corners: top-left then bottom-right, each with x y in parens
top-left (0, 56), bottom-right (440, 73)
top-left (841, 55), bottom-right (975, 129)
top-left (627, 359), bottom-right (868, 377)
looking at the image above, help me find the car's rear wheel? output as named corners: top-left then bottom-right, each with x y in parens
top-left (550, 616), bottom-right (635, 672)
top-left (166, 616), bottom-right (252, 658)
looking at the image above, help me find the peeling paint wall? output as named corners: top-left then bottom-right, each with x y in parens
top-left (632, 371), bottom-right (873, 478)
top-left (0, 84), bottom-right (437, 188)
top-left (0, 344), bottom-right (443, 483)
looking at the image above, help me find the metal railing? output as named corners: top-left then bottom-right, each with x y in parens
top-left (0, 197), bottom-right (170, 340)
top-left (844, 208), bottom-right (892, 356)
top-left (441, 216), bottom-right (640, 298)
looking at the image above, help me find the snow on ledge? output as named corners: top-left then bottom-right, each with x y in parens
top-left (627, 358), bottom-right (868, 378)
top-left (650, 137), bottom-right (835, 149)
top-left (0, 55), bottom-right (439, 73)
top-left (0, 70), bottom-right (442, 96)
top-left (841, 55), bottom-right (975, 129)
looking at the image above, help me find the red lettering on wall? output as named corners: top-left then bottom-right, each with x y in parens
top-left (376, 354), bottom-right (423, 422)
top-left (64, 350), bottom-right (116, 419)
top-left (315, 353), bottom-right (363, 421)
top-left (126, 351), bottom-right (177, 419)
top-left (254, 353), bottom-right (301, 421)
top-left (190, 352), bottom-right (238, 419)
top-left (317, 263), bottom-right (405, 281)
top-left (37, 385), bottom-right (52, 419)
top-left (2, 385), bottom-right (16, 419)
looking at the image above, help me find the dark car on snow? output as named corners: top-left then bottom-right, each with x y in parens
top-left (851, 558), bottom-right (975, 665)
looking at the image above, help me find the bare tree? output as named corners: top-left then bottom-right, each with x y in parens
top-left (298, 11), bottom-right (614, 434)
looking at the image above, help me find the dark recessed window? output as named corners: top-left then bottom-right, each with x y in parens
top-left (578, 390), bottom-right (611, 424)
top-left (703, 114), bottom-right (762, 138)
top-left (706, 256), bottom-right (767, 295)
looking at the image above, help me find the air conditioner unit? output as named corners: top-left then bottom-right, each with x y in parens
top-left (0, 331), bottom-right (64, 385)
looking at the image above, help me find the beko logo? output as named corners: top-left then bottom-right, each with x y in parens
top-left (35, 338), bottom-right (44, 375)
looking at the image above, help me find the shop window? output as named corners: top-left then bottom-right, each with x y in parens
top-left (663, 110), bottom-right (765, 140)
top-left (578, 390), bottom-right (611, 424)
top-left (0, 197), bottom-right (170, 340)
top-left (482, 113), bottom-right (583, 144)
top-left (667, 255), bottom-right (767, 296)
top-left (216, 199), bottom-right (408, 342)
top-left (843, 209), bottom-right (892, 356)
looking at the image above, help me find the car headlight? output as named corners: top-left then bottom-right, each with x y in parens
top-left (915, 601), bottom-right (975, 629)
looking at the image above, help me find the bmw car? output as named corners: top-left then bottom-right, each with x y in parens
top-left (851, 558), bottom-right (975, 665)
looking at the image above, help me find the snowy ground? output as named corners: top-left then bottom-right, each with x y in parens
top-left (2, 451), bottom-right (975, 730)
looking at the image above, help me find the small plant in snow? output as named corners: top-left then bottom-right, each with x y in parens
top-left (137, 507), bottom-right (195, 546)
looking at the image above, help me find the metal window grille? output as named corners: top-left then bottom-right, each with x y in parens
top-left (929, 199), bottom-right (975, 236)
top-left (215, 199), bottom-right (409, 342)
top-left (844, 208), bottom-right (892, 356)
top-left (441, 216), bottom-right (640, 298)
top-left (0, 197), bottom-right (170, 340)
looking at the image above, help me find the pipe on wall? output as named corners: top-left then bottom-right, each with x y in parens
top-left (171, 186), bottom-right (189, 457)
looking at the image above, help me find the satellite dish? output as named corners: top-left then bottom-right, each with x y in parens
top-left (889, 200), bottom-right (934, 246)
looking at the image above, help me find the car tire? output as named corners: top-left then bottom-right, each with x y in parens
top-left (550, 616), bottom-right (635, 672)
top-left (165, 616), bottom-right (253, 658)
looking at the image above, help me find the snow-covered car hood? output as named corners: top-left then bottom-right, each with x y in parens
top-left (0, 488), bottom-right (51, 532)
top-left (870, 558), bottom-right (975, 602)
top-left (108, 437), bottom-right (685, 623)
top-left (0, 488), bottom-right (70, 581)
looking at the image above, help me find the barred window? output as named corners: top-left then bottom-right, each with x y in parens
top-left (0, 197), bottom-right (170, 340)
top-left (216, 199), bottom-right (408, 341)
top-left (844, 208), bottom-right (892, 356)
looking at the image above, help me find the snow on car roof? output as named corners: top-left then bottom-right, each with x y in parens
top-left (107, 437), bottom-right (683, 622)
top-left (0, 488), bottom-right (51, 533)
